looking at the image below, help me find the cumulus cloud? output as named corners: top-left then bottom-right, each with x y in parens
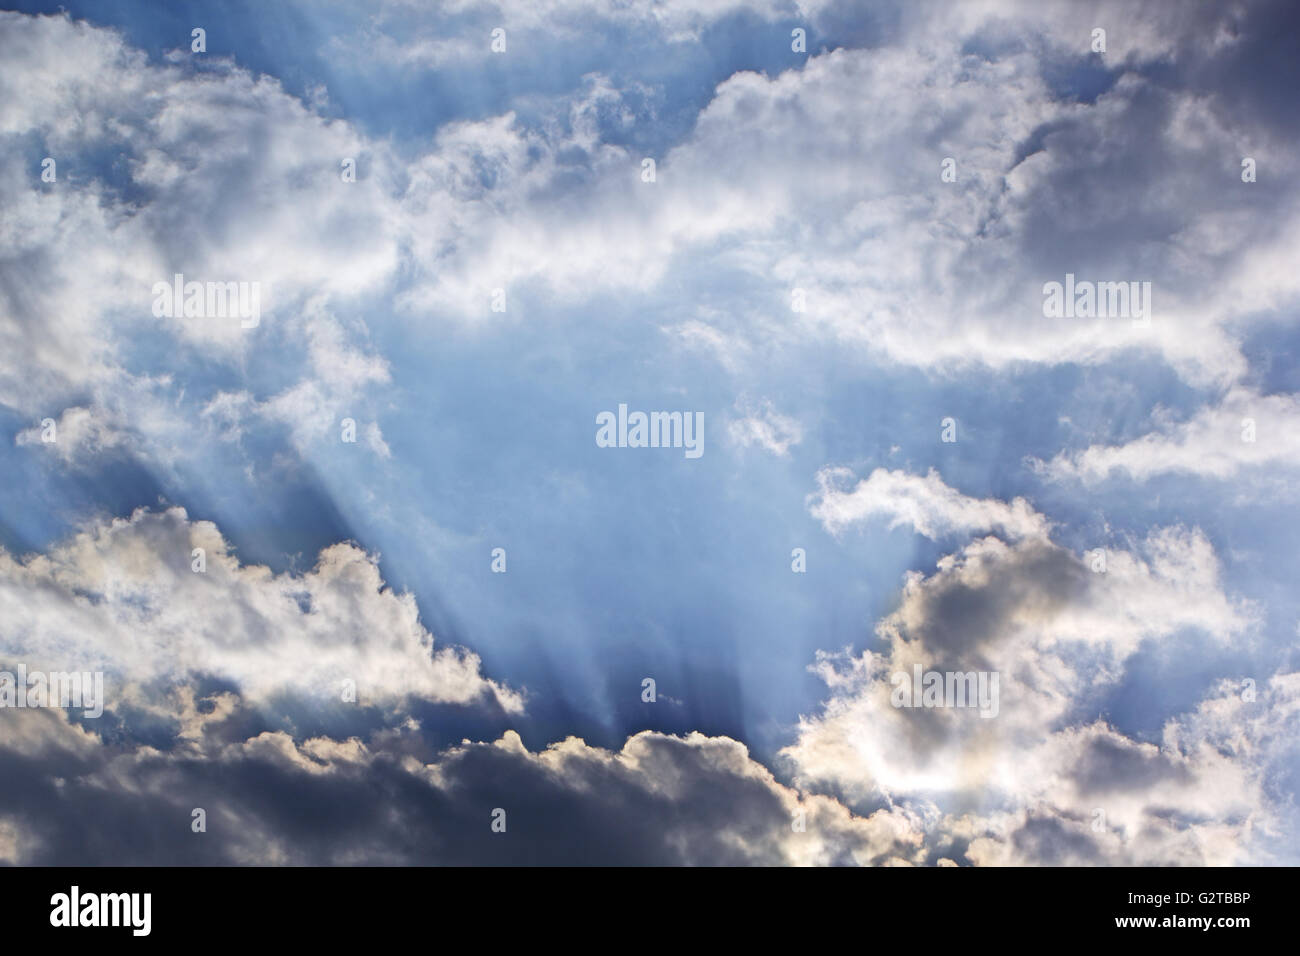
top-left (0, 703), bottom-right (923, 865)
top-left (6, 4), bottom-right (1299, 484)
top-left (782, 519), bottom-right (1278, 865)
top-left (3, 0), bottom-right (1265, 390)
top-left (0, 10), bottom-right (402, 482)
top-left (356, 0), bottom-right (1300, 390)
top-left (5, 502), bottom-right (1275, 866)
top-left (959, 674), bottom-right (1300, 865)
top-left (0, 507), bottom-right (522, 714)
top-left (0, 502), bottom-right (933, 866)
top-left (3, 2), bottom-right (1298, 867)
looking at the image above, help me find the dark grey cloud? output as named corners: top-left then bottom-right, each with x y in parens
top-left (0, 705), bottom-right (921, 865)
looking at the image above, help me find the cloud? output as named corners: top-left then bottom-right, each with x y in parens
top-left (364, 422), bottom-right (392, 459)
top-left (960, 674), bottom-right (1300, 865)
top-left (1036, 386), bottom-right (1300, 484)
top-left (357, 0), bottom-right (1300, 389)
top-left (0, 9), bottom-right (403, 474)
top-left (0, 703), bottom-right (924, 865)
top-left (782, 518), bottom-right (1278, 864)
top-left (6, 4), bottom-right (1299, 489)
top-left (809, 466), bottom-right (1050, 540)
top-left (727, 397), bottom-right (803, 456)
top-left (0, 507), bottom-right (522, 715)
top-left (14, 405), bottom-right (133, 464)
top-left (2, 2), bottom-right (1298, 867)
top-left (5, 505), bottom-right (1278, 866)
top-left (328, 0), bottom-right (800, 69)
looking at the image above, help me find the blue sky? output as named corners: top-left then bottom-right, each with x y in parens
top-left (1, 0), bottom-right (1298, 865)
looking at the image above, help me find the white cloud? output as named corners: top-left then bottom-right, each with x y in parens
top-left (0, 507), bottom-right (522, 714)
top-left (961, 674), bottom-right (1300, 865)
top-left (727, 397), bottom-right (803, 456)
top-left (373, 5), bottom-right (1300, 388)
top-left (6, 5), bottom-right (1298, 462)
top-left (1037, 386), bottom-right (1300, 484)
top-left (364, 421), bottom-right (392, 458)
top-left (809, 466), bottom-right (1050, 540)
top-left (328, 0), bottom-right (800, 68)
top-left (2, 3), bottom-right (1297, 867)
top-left (15, 405), bottom-right (132, 464)
top-left (0, 10), bottom-right (403, 461)
top-left (783, 520), bottom-right (1273, 865)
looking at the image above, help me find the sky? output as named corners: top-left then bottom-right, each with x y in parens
top-left (0, 0), bottom-right (1298, 865)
